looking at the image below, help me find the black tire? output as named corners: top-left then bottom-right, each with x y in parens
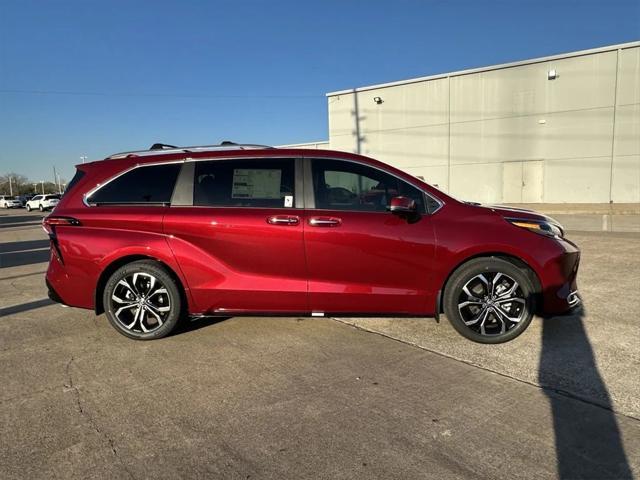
top-left (38, 204), bottom-right (43, 211)
top-left (443, 257), bottom-right (535, 344)
top-left (102, 260), bottom-right (182, 340)
top-left (26, 204), bottom-right (31, 212)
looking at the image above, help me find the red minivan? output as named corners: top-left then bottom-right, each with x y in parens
top-left (44, 143), bottom-right (580, 343)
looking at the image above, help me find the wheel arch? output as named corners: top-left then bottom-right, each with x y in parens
top-left (437, 252), bottom-right (543, 316)
top-left (94, 254), bottom-right (189, 315)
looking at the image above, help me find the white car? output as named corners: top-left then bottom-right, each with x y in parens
top-left (26, 194), bottom-right (60, 212)
top-left (0, 195), bottom-right (22, 208)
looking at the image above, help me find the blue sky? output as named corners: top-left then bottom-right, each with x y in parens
top-left (1, 0), bottom-right (639, 182)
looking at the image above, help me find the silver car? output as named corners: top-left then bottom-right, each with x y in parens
top-left (0, 195), bottom-right (22, 208)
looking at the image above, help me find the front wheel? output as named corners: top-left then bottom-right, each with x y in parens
top-left (26, 204), bottom-right (31, 211)
top-left (103, 260), bottom-right (182, 340)
top-left (443, 257), bottom-right (535, 344)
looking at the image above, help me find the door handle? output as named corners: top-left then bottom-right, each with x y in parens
top-left (308, 217), bottom-right (342, 227)
top-left (267, 215), bottom-right (300, 226)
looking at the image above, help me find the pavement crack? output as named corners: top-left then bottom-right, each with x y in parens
top-left (330, 318), bottom-right (640, 422)
top-left (65, 356), bottom-right (136, 480)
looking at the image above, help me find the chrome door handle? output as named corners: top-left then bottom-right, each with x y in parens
top-left (267, 215), bottom-right (300, 226)
top-left (308, 217), bottom-right (342, 227)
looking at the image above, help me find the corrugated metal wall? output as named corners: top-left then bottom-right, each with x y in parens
top-left (327, 44), bottom-right (640, 204)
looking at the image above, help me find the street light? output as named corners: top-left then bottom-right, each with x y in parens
top-left (80, 155), bottom-right (87, 164)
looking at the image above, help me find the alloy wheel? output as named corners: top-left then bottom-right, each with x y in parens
top-left (110, 272), bottom-right (171, 334)
top-left (457, 272), bottom-right (526, 336)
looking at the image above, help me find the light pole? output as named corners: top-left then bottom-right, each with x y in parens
top-left (40, 181), bottom-right (44, 195)
top-left (8, 176), bottom-right (12, 196)
top-left (80, 155), bottom-right (87, 164)
top-left (53, 166), bottom-right (62, 193)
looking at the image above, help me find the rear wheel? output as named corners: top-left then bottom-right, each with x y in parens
top-left (38, 204), bottom-right (43, 211)
top-left (103, 260), bottom-right (182, 340)
top-left (443, 257), bottom-right (535, 344)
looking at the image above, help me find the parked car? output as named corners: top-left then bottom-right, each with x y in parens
top-left (0, 195), bottom-right (22, 208)
top-left (44, 142), bottom-right (581, 343)
top-left (26, 194), bottom-right (60, 212)
top-left (13, 195), bottom-right (28, 207)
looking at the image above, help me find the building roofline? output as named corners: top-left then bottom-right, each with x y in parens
top-left (277, 140), bottom-right (329, 147)
top-left (326, 41), bottom-right (640, 96)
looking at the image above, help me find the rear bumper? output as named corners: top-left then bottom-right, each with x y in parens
top-left (46, 278), bottom-right (65, 305)
top-left (45, 245), bottom-right (95, 310)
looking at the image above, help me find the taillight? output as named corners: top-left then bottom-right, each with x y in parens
top-left (42, 216), bottom-right (81, 235)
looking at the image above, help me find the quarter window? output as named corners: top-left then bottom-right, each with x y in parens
top-left (88, 163), bottom-right (181, 205)
top-left (311, 159), bottom-right (425, 212)
top-left (193, 159), bottom-right (295, 208)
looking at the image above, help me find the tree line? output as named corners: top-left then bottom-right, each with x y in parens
top-left (0, 173), bottom-right (66, 196)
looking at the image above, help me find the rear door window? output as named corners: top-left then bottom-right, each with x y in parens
top-left (88, 163), bottom-right (181, 205)
top-left (193, 158), bottom-right (295, 208)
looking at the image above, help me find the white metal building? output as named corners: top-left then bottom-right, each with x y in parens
top-left (313, 42), bottom-right (640, 204)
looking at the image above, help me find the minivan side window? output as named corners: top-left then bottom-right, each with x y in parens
top-left (311, 159), bottom-right (425, 213)
top-left (193, 158), bottom-right (295, 208)
top-left (88, 163), bottom-right (181, 205)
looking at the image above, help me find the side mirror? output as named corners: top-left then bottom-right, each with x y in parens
top-left (387, 196), bottom-right (417, 214)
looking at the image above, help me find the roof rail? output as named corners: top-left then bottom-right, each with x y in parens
top-left (106, 141), bottom-right (274, 160)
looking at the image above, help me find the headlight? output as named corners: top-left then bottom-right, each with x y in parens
top-left (507, 218), bottom-right (564, 238)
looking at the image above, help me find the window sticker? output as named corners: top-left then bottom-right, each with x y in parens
top-left (284, 195), bottom-right (293, 207)
top-left (231, 169), bottom-right (282, 199)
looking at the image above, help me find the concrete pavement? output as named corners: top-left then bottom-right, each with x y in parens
top-left (1, 209), bottom-right (638, 479)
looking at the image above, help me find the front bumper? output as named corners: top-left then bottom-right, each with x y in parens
top-left (538, 238), bottom-right (581, 315)
top-left (567, 290), bottom-right (581, 308)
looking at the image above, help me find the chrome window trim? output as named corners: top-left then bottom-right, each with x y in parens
top-left (83, 153), bottom-right (445, 213)
top-left (170, 161), bottom-right (195, 206)
top-left (305, 156), bottom-right (445, 215)
top-left (83, 159), bottom-right (186, 207)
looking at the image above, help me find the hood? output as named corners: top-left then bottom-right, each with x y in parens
top-left (465, 202), bottom-right (560, 224)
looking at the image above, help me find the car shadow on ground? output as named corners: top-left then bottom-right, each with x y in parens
top-left (0, 214), bottom-right (45, 228)
top-left (0, 298), bottom-right (54, 317)
top-left (0, 239), bottom-right (50, 268)
top-left (539, 306), bottom-right (633, 479)
top-left (171, 315), bottom-right (232, 336)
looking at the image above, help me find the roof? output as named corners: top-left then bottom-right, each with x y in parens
top-left (326, 41), bottom-right (640, 96)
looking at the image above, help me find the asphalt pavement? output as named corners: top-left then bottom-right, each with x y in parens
top-left (1, 208), bottom-right (638, 479)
